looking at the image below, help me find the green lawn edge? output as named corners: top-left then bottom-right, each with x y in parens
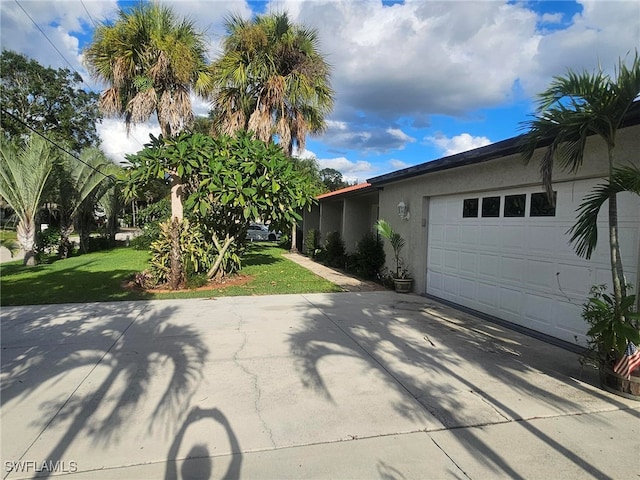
top-left (0, 244), bottom-right (342, 306)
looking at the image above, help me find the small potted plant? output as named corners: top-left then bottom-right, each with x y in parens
top-left (582, 284), bottom-right (640, 399)
top-left (375, 219), bottom-right (413, 293)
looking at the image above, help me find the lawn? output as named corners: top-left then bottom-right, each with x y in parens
top-left (0, 244), bottom-right (340, 306)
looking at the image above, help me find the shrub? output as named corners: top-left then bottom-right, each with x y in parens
top-left (354, 232), bottom-right (385, 279)
top-left (324, 231), bottom-right (346, 268)
top-left (304, 229), bottom-right (321, 258)
top-left (35, 228), bottom-right (61, 262)
top-left (148, 219), bottom-right (213, 287)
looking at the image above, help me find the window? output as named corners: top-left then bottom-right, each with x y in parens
top-left (463, 198), bottom-right (479, 218)
top-left (530, 192), bottom-right (556, 216)
top-left (504, 194), bottom-right (526, 217)
top-left (481, 196), bottom-right (500, 217)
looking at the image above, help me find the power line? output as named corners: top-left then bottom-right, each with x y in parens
top-left (13, 0), bottom-right (146, 150)
top-left (79, 0), bottom-right (99, 29)
top-left (2, 108), bottom-right (117, 184)
top-left (14, 0), bottom-right (94, 94)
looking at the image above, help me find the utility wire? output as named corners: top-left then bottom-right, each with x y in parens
top-left (14, 0), bottom-right (94, 94)
top-left (2, 108), bottom-right (117, 184)
top-left (79, 0), bottom-right (99, 29)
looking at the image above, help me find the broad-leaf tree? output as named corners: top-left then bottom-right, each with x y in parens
top-left (210, 11), bottom-right (334, 251)
top-left (0, 50), bottom-right (101, 152)
top-left (126, 131), bottom-right (317, 285)
top-left (320, 167), bottom-right (349, 192)
top-left (83, 2), bottom-right (213, 222)
top-left (0, 136), bottom-right (57, 265)
top-left (521, 52), bottom-right (640, 333)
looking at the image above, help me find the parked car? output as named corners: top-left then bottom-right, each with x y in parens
top-left (246, 224), bottom-right (280, 242)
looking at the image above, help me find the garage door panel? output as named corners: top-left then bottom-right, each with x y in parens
top-left (500, 225), bottom-right (525, 251)
top-left (459, 252), bottom-right (477, 275)
top-left (525, 259), bottom-right (556, 290)
top-left (460, 225), bottom-right (479, 246)
top-left (500, 256), bottom-right (524, 283)
top-left (459, 279), bottom-right (476, 301)
top-left (477, 282), bottom-right (498, 308)
top-left (500, 287), bottom-right (523, 317)
top-left (478, 254), bottom-right (499, 278)
top-left (556, 264), bottom-right (594, 295)
top-left (427, 183), bottom-right (639, 346)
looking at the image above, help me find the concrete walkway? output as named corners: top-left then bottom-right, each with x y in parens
top-left (283, 252), bottom-right (386, 292)
top-left (1, 292), bottom-right (638, 479)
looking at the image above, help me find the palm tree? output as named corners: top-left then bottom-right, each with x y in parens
top-left (521, 52), bottom-right (640, 324)
top-left (212, 12), bottom-right (334, 153)
top-left (83, 2), bottom-right (213, 222)
top-left (0, 136), bottom-right (56, 265)
top-left (53, 148), bottom-right (113, 257)
top-left (210, 12), bottom-right (334, 251)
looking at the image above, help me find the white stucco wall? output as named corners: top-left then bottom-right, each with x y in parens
top-left (377, 124), bottom-right (640, 296)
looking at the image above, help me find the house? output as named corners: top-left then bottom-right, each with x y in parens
top-left (304, 116), bottom-right (640, 346)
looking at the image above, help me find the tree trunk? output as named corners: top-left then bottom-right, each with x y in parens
top-left (207, 233), bottom-right (235, 280)
top-left (608, 193), bottom-right (626, 317)
top-left (168, 173), bottom-right (184, 289)
top-left (17, 218), bottom-right (36, 266)
top-left (168, 218), bottom-right (184, 290)
top-left (290, 223), bottom-right (298, 253)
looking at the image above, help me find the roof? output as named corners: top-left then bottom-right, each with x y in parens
top-left (368, 101), bottom-right (640, 186)
top-left (316, 182), bottom-right (373, 200)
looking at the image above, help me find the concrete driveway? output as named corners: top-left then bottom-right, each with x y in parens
top-left (1, 292), bottom-right (638, 479)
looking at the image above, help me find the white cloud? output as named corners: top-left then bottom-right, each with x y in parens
top-left (426, 133), bottom-right (491, 157)
top-left (317, 157), bottom-right (374, 182)
top-left (540, 13), bottom-right (563, 24)
top-left (389, 159), bottom-right (409, 169)
top-left (96, 119), bottom-right (161, 165)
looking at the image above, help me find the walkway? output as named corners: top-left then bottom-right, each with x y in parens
top-left (283, 252), bottom-right (386, 292)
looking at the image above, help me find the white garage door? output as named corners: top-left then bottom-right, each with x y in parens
top-left (426, 179), bottom-right (640, 345)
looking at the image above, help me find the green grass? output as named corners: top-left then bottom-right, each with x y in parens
top-left (0, 228), bottom-right (18, 242)
top-left (0, 244), bottom-right (341, 306)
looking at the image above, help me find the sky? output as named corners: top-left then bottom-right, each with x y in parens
top-left (1, 0), bottom-right (639, 182)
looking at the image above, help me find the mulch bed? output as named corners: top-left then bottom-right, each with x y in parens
top-left (122, 274), bottom-right (254, 294)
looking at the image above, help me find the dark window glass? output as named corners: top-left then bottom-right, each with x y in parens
top-left (481, 196), bottom-right (500, 217)
top-left (463, 198), bottom-right (479, 218)
top-left (504, 194), bottom-right (526, 217)
top-left (530, 192), bottom-right (556, 216)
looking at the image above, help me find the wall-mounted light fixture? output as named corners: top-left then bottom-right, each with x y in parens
top-left (397, 201), bottom-right (410, 220)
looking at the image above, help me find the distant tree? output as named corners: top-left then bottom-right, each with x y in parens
top-left (0, 50), bottom-right (101, 152)
top-left (0, 136), bottom-right (57, 265)
top-left (320, 168), bottom-right (350, 191)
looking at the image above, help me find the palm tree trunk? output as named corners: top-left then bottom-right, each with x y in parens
top-left (608, 193), bottom-right (626, 316)
top-left (17, 217), bottom-right (36, 266)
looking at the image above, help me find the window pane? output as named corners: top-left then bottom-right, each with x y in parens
top-left (530, 192), bottom-right (556, 216)
top-left (463, 198), bottom-right (479, 218)
top-left (481, 196), bottom-right (500, 217)
top-left (504, 194), bottom-right (526, 217)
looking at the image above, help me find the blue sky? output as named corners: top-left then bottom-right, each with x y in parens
top-left (1, 0), bottom-right (638, 182)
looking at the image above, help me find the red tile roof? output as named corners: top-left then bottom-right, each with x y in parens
top-left (316, 182), bottom-right (372, 200)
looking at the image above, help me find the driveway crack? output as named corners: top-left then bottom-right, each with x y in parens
top-left (230, 312), bottom-right (276, 448)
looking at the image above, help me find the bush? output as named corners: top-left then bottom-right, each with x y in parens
top-left (354, 232), bottom-right (385, 280)
top-left (35, 227), bottom-right (61, 262)
top-left (148, 219), bottom-right (213, 287)
top-left (324, 231), bottom-right (346, 268)
top-left (86, 236), bottom-right (112, 252)
top-left (305, 229), bottom-right (321, 257)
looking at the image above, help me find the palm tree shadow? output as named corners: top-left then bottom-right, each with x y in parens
top-left (1, 302), bottom-right (209, 478)
top-left (288, 294), bottom-right (636, 478)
